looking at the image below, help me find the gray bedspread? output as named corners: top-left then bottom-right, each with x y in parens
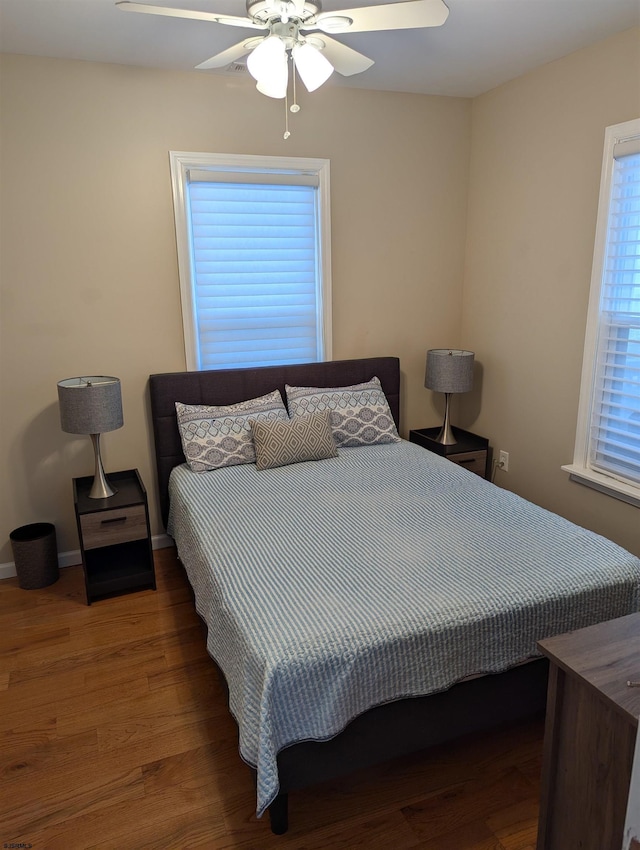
top-left (167, 440), bottom-right (640, 816)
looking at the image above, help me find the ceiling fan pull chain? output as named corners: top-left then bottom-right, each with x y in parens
top-left (283, 86), bottom-right (291, 139)
top-left (290, 58), bottom-right (300, 114)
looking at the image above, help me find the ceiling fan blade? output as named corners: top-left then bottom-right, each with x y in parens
top-left (312, 0), bottom-right (449, 34)
top-left (116, 1), bottom-right (265, 30)
top-left (195, 37), bottom-right (264, 69)
top-left (303, 35), bottom-right (373, 76)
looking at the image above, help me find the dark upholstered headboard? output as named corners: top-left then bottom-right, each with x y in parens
top-left (149, 356), bottom-right (401, 528)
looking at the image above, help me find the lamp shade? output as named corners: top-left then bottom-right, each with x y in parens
top-left (57, 376), bottom-right (123, 435)
top-left (425, 350), bottom-right (474, 394)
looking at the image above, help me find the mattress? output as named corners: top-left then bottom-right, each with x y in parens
top-left (167, 439), bottom-right (640, 816)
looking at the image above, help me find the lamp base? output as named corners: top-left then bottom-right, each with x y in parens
top-left (434, 393), bottom-right (458, 445)
top-left (89, 433), bottom-right (117, 499)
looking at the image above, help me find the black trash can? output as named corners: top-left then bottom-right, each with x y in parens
top-left (10, 523), bottom-right (59, 589)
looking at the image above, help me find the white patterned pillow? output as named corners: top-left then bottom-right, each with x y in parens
top-left (251, 411), bottom-right (338, 471)
top-left (176, 390), bottom-right (289, 472)
top-left (285, 377), bottom-right (400, 447)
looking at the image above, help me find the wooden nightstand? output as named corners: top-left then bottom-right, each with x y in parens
top-left (409, 427), bottom-right (489, 478)
top-left (73, 468), bottom-right (156, 604)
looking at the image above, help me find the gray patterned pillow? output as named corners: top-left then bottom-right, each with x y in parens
top-left (251, 411), bottom-right (338, 471)
top-left (176, 390), bottom-right (288, 472)
top-left (285, 377), bottom-right (400, 447)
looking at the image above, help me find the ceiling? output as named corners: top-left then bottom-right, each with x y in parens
top-left (1, 0), bottom-right (638, 98)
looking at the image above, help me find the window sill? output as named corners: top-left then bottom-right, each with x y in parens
top-left (561, 464), bottom-right (640, 509)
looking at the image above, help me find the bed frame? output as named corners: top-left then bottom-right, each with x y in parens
top-left (148, 356), bottom-right (548, 834)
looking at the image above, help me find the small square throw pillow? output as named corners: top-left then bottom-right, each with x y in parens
top-left (176, 390), bottom-right (288, 472)
top-left (285, 376), bottom-right (400, 448)
top-left (251, 411), bottom-right (338, 471)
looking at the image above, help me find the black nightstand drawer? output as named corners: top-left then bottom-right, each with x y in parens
top-left (410, 427), bottom-right (489, 479)
top-left (80, 504), bottom-right (147, 549)
top-left (450, 450), bottom-right (487, 476)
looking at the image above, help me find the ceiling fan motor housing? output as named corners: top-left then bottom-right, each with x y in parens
top-left (270, 20), bottom-right (301, 45)
top-left (246, 0), bottom-right (321, 25)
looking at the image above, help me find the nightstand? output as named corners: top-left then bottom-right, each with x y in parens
top-left (73, 468), bottom-right (156, 604)
top-left (409, 427), bottom-right (489, 478)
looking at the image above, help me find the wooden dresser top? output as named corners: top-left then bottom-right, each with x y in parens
top-left (538, 612), bottom-right (640, 725)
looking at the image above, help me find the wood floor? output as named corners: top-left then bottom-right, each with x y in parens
top-left (1, 547), bottom-right (544, 849)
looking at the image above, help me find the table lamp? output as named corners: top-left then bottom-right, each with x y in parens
top-left (424, 349), bottom-right (474, 445)
top-left (57, 376), bottom-right (123, 498)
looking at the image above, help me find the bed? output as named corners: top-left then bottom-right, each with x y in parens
top-left (148, 356), bottom-right (640, 834)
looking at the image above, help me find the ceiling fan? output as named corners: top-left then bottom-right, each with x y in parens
top-left (116, 0), bottom-right (450, 99)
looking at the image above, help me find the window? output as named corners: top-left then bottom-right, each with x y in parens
top-left (169, 151), bottom-right (332, 371)
top-left (564, 118), bottom-right (640, 506)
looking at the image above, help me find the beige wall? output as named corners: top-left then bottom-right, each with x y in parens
top-left (0, 54), bottom-right (471, 562)
top-left (2, 28), bottom-right (639, 569)
top-left (461, 27), bottom-right (640, 555)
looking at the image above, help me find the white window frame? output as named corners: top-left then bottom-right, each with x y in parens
top-left (169, 150), bottom-right (332, 371)
top-left (563, 118), bottom-right (640, 508)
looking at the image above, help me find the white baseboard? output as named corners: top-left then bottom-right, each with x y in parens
top-left (0, 533), bottom-right (174, 582)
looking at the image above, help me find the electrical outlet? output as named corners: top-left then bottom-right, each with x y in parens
top-left (499, 450), bottom-right (509, 472)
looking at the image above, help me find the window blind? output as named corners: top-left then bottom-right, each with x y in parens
top-left (186, 178), bottom-right (321, 370)
top-left (589, 146), bottom-right (640, 484)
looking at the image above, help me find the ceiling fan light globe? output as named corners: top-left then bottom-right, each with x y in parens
top-left (292, 41), bottom-right (333, 92)
top-left (247, 34), bottom-right (286, 81)
top-left (255, 53), bottom-right (289, 98)
top-left (255, 70), bottom-right (288, 98)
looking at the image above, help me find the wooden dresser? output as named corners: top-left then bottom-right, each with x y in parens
top-left (536, 612), bottom-right (640, 850)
